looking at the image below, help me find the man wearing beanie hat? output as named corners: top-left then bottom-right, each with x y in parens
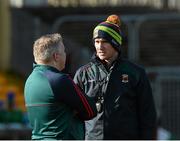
top-left (74, 15), bottom-right (157, 140)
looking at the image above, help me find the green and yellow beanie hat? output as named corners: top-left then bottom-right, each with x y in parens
top-left (93, 15), bottom-right (123, 52)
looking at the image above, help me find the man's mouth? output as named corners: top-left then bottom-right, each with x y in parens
top-left (98, 52), bottom-right (105, 54)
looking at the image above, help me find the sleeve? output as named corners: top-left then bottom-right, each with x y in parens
top-left (73, 68), bottom-right (84, 90)
top-left (136, 70), bottom-right (157, 139)
top-left (56, 74), bottom-right (97, 121)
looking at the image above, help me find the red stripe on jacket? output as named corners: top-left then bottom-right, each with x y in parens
top-left (68, 76), bottom-right (94, 118)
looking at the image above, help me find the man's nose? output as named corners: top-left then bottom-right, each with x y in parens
top-left (98, 42), bottom-right (104, 49)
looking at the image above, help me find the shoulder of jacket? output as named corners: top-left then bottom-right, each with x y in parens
top-left (42, 70), bottom-right (69, 84)
top-left (77, 61), bottom-right (95, 73)
top-left (118, 59), bottom-right (148, 84)
top-left (120, 59), bottom-right (145, 72)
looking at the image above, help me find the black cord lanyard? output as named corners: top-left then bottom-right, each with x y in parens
top-left (95, 62), bottom-right (116, 113)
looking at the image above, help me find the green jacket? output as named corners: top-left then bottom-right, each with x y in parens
top-left (24, 64), bottom-right (97, 140)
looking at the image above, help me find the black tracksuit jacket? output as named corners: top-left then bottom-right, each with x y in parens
top-left (74, 56), bottom-right (157, 140)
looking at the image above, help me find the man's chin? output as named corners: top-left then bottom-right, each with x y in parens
top-left (99, 56), bottom-right (107, 60)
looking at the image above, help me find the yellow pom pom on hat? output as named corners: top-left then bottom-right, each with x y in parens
top-left (93, 14), bottom-right (123, 52)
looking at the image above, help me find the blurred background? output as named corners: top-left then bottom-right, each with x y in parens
top-left (0, 0), bottom-right (180, 139)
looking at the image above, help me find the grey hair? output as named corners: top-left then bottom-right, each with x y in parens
top-left (33, 33), bottom-right (63, 63)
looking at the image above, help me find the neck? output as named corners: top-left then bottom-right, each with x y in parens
top-left (104, 52), bottom-right (119, 67)
top-left (36, 60), bottom-right (62, 71)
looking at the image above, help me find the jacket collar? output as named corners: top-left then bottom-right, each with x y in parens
top-left (91, 53), bottom-right (122, 71)
top-left (33, 63), bottom-right (60, 73)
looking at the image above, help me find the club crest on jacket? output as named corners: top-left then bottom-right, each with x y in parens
top-left (122, 74), bottom-right (128, 83)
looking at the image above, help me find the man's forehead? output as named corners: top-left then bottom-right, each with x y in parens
top-left (94, 38), bottom-right (107, 42)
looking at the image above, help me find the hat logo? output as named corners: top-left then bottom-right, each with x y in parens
top-left (93, 29), bottom-right (99, 38)
top-left (122, 74), bottom-right (128, 83)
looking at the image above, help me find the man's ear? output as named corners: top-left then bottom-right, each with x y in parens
top-left (53, 52), bottom-right (59, 61)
